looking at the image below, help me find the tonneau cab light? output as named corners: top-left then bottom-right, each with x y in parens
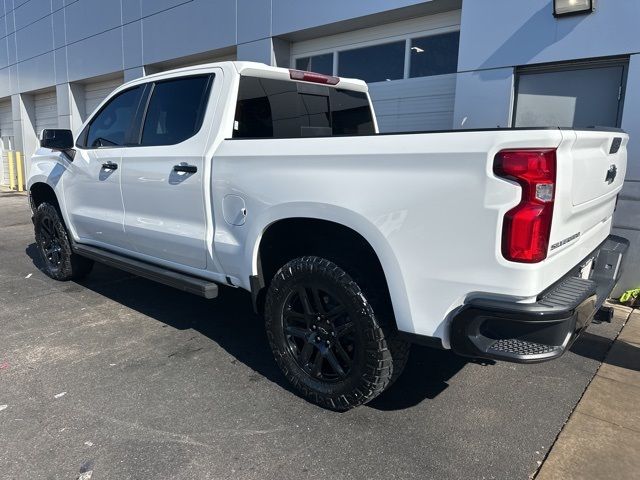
top-left (289, 69), bottom-right (340, 85)
top-left (494, 148), bottom-right (557, 263)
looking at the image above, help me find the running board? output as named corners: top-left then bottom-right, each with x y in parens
top-left (73, 244), bottom-right (219, 299)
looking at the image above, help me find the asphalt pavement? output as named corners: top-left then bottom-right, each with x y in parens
top-left (0, 192), bottom-right (626, 479)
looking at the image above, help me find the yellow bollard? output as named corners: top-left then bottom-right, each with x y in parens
top-left (7, 150), bottom-right (15, 191)
top-left (15, 151), bottom-right (24, 192)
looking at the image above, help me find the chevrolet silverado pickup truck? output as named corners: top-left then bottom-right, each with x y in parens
top-left (28, 61), bottom-right (629, 410)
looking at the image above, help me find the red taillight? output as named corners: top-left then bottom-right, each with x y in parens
top-left (494, 149), bottom-right (557, 263)
top-left (289, 69), bottom-right (340, 85)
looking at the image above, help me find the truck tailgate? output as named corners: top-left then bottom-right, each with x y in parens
top-left (571, 131), bottom-right (627, 205)
top-left (549, 129), bottom-right (627, 257)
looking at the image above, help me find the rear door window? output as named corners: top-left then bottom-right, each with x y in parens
top-left (233, 76), bottom-right (374, 139)
top-left (141, 75), bottom-right (212, 146)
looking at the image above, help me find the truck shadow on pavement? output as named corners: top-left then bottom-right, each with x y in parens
top-left (27, 244), bottom-right (488, 411)
top-left (571, 331), bottom-right (640, 371)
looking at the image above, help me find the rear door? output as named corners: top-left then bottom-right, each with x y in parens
top-left (120, 74), bottom-right (215, 269)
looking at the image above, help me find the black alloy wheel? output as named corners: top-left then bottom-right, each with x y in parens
top-left (33, 202), bottom-right (94, 281)
top-left (282, 284), bottom-right (356, 382)
top-left (265, 256), bottom-right (410, 410)
top-left (37, 211), bottom-right (64, 271)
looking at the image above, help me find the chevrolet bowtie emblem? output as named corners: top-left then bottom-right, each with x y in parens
top-left (605, 164), bottom-right (618, 185)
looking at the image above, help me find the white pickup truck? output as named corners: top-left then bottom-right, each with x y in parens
top-left (28, 61), bottom-right (628, 410)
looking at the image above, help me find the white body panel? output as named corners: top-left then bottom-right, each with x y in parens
top-left (63, 147), bottom-right (130, 250)
top-left (27, 61), bottom-right (628, 349)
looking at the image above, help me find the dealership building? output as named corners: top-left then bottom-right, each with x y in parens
top-left (0, 0), bottom-right (638, 292)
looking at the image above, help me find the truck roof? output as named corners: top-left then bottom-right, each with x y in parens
top-left (141, 61), bottom-right (369, 93)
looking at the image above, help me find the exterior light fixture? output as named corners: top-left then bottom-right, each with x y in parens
top-left (554, 0), bottom-right (594, 17)
top-left (411, 46), bottom-right (425, 53)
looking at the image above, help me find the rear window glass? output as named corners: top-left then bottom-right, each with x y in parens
top-left (141, 75), bottom-right (211, 146)
top-left (233, 76), bottom-right (374, 139)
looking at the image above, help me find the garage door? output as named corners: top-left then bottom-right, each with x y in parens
top-left (291, 11), bottom-right (461, 132)
top-left (514, 61), bottom-right (627, 128)
top-left (84, 77), bottom-right (123, 120)
top-left (34, 90), bottom-right (58, 136)
top-left (0, 99), bottom-right (13, 186)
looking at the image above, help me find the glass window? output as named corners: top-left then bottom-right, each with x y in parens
top-left (409, 31), bottom-right (460, 78)
top-left (338, 41), bottom-right (405, 83)
top-left (233, 76), bottom-right (375, 139)
top-left (141, 75), bottom-right (211, 146)
top-left (85, 87), bottom-right (143, 148)
top-left (295, 53), bottom-right (334, 75)
top-left (329, 89), bottom-right (375, 135)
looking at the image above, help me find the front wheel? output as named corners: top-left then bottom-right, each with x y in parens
top-left (264, 256), bottom-right (409, 410)
top-left (33, 202), bottom-right (94, 281)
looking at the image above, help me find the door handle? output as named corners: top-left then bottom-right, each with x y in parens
top-left (101, 161), bottom-right (118, 170)
top-left (173, 164), bottom-right (197, 174)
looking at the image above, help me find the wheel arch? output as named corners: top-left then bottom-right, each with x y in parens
top-left (29, 181), bottom-right (60, 212)
top-left (248, 207), bottom-right (412, 333)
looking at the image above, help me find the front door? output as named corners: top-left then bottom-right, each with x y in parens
top-left (120, 74), bottom-right (214, 269)
top-left (63, 85), bottom-right (145, 251)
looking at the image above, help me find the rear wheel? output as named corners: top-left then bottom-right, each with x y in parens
top-left (265, 256), bottom-right (409, 410)
top-left (34, 202), bottom-right (94, 281)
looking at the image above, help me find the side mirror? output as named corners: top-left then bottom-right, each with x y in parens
top-left (40, 129), bottom-right (74, 150)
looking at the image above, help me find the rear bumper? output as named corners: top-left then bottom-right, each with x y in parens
top-left (450, 235), bottom-right (629, 363)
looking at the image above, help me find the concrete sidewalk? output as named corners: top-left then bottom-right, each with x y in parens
top-left (537, 306), bottom-right (640, 480)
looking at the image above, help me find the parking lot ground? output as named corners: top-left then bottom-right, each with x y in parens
top-left (0, 192), bottom-right (632, 480)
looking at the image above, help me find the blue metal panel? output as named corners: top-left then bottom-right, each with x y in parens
top-left (64, 0), bottom-right (122, 45)
top-left (0, 67), bottom-right (9, 97)
top-left (272, 0), bottom-right (432, 35)
top-left (67, 28), bottom-right (123, 81)
top-left (13, 0), bottom-right (50, 30)
top-left (6, 32), bottom-right (16, 65)
top-left (5, 5), bottom-right (15, 35)
top-left (621, 54), bottom-right (640, 181)
top-left (17, 51), bottom-right (55, 91)
top-left (0, 37), bottom-right (7, 68)
top-left (458, 0), bottom-right (640, 71)
top-left (51, 8), bottom-right (65, 49)
top-left (141, 0), bottom-right (192, 18)
top-left (0, 12), bottom-right (5, 38)
top-left (141, 0), bottom-right (236, 65)
top-left (15, 16), bottom-right (53, 61)
top-left (237, 38), bottom-right (273, 65)
top-left (452, 68), bottom-right (514, 130)
top-left (123, 21), bottom-right (143, 69)
top-left (54, 46), bottom-right (67, 84)
top-left (237, 0), bottom-right (271, 44)
top-left (122, 0), bottom-right (142, 24)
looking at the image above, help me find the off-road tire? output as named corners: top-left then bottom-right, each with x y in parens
top-left (265, 256), bottom-right (410, 410)
top-left (33, 202), bottom-right (94, 281)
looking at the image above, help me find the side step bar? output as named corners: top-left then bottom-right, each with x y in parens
top-left (73, 244), bottom-right (219, 299)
